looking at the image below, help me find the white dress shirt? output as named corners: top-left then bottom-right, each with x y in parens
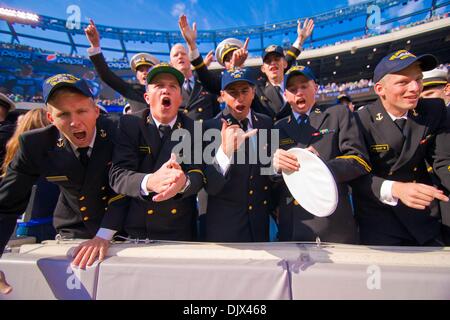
top-left (140, 116), bottom-right (178, 196)
top-left (215, 112), bottom-right (254, 176)
top-left (379, 111), bottom-right (408, 206)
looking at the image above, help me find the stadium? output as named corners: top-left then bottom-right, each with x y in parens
top-left (0, 0), bottom-right (450, 303)
top-left (1, 0), bottom-right (449, 112)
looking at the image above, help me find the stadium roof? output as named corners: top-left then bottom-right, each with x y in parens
top-left (0, 0), bottom-right (449, 58)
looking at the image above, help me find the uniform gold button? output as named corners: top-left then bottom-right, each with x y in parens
top-left (184, 109), bottom-right (188, 114)
top-left (264, 186), bottom-right (268, 191)
top-left (248, 205), bottom-right (253, 210)
top-left (388, 171), bottom-right (393, 176)
top-left (249, 190), bottom-right (254, 195)
top-left (147, 209), bottom-right (154, 215)
top-left (198, 108), bottom-right (203, 112)
top-left (171, 209), bottom-right (177, 214)
top-left (102, 196), bottom-right (107, 200)
top-left (199, 119), bottom-right (203, 123)
top-left (83, 216), bottom-right (89, 221)
top-left (263, 200), bottom-right (267, 205)
top-left (250, 176), bottom-right (253, 180)
top-left (413, 167), bottom-right (417, 172)
top-left (80, 206), bottom-right (87, 212)
top-left (79, 196), bottom-right (85, 201)
top-left (293, 200), bottom-right (299, 206)
top-left (101, 186), bottom-right (106, 190)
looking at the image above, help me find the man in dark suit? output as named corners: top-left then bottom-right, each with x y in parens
top-left (352, 50), bottom-right (450, 246)
top-left (0, 74), bottom-right (128, 269)
top-left (420, 67), bottom-right (450, 244)
top-left (336, 93), bottom-right (355, 112)
top-left (0, 93), bottom-right (16, 169)
top-left (202, 68), bottom-right (273, 242)
top-left (254, 22), bottom-right (314, 122)
top-left (272, 66), bottom-right (371, 244)
top-left (254, 45), bottom-right (308, 122)
top-left (109, 63), bottom-right (205, 241)
top-left (170, 43), bottom-right (221, 121)
top-left (420, 67), bottom-right (449, 106)
top-left (178, 15), bottom-right (314, 98)
top-left (85, 19), bottom-right (159, 113)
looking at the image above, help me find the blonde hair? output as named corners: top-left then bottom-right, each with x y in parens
top-left (1, 108), bottom-right (50, 175)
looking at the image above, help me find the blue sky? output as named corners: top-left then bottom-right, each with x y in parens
top-left (2, 0), bottom-right (348, 30)
top-left (0, 0), bottom-right (448, 59)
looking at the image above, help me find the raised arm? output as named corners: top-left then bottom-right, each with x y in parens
top-left (85, 19), bottom-right (143, 99)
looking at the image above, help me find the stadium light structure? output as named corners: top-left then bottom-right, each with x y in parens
top-left (0, 0), bottom-right (448, 58)
top-left (0, 7), bottom-right (39, 23)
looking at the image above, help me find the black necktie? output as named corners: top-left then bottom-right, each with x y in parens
top-left (184, 79), bottom-right (192, 95)
top-left (297, 114), bottom-right (308, 126)
top-left (394, 118), bottom-right (407, 133)
top-left (240, 118), bottom-right (249, 132)
top-left (158, 124), bottom-right (172, 141)
top-left (275, 86), bottom-right (284, 101)
top-left (77, 147), bottom-right (90, 167)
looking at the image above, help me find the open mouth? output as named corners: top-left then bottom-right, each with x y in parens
top-left (269, 66), bottom-right (279, 72)
top-left (73, 131), bottom-right (87, 141)
top-left (295, 98), bottom-right (306, 105)
top-left (235, 104), bottom-right (245, 112)
top-left (162, 97), bottom-right (172, 108)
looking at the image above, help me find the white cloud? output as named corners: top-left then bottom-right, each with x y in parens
top-left (171, 3), bottom-right (186, 17)
top-left (190, 0), bottom-right (198, 4)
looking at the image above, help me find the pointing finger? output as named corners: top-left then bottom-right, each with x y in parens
top-left (243, 37), bottom-right (249, 51)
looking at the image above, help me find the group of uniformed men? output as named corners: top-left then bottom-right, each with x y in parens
top-left (0, 14), bottom-right (449, 280)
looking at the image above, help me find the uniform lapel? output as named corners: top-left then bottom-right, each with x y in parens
top-left (140, 111), bottom-right (162, 163)
top-left (187, 79), bottom-right (202, 106)
top-left (82, 119), bottom-right (111, 190)
top-left (154, 115), bottom-right (184, 169)
top-left (368, 100), bottom-right (405, 155)
top-left (264, 82), bottom-right (283, 114)
top-left (391, 108), bottom-right (427, 172)
top-left (304, 105), bottom-right (327, 146)
top-left (282, 106), bottom-right (328, 148)
top-left (47, 129), bottom-right (85, 186)
top-left (181, 78), bottom-right (202, 109)
top-left (283, 113), bottom-right (306, 147)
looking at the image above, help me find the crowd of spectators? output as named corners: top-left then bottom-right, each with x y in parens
top-left (302, 13), bottom-right (449, 51)
top-left (318, 78), bottom-right (374, 94)
top-left (1, 13), bottom-right (448, 108)
top-left (0, 90), bottom-right (128, 108)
